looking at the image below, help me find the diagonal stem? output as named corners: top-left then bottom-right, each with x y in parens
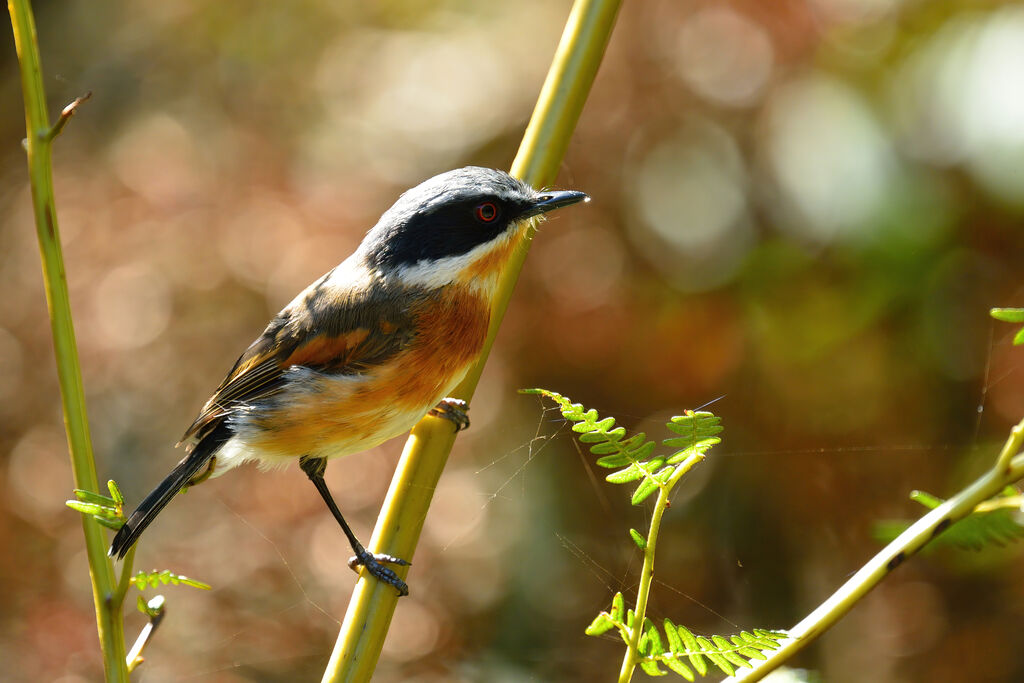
top-left (321, 1), bottom-right (623, 681)
top-left (726, 419), bottom-right (1024, 683)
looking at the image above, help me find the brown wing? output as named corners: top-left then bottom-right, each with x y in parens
top-left (181, 276), bottom-right (419, 444)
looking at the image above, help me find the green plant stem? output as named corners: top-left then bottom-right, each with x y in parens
top-left (8, 1), bottom-right (127, 679)
top-left (619, 486), bottom-right (669, 683)
top-left (321, 1), bottom-right (621, 681)
top-left (619, 452), bottom-right (705, 682)
top-left (725, 418), bottom-right (1024, 683)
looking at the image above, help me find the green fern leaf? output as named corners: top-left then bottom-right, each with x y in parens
top-left (640, 660), bottom-right (667, 676)
top-left (674, 625), bottom-right (707, 676)
top-left (630, 528), bottom-right (647, 550)
top-left (700, 636), bottom-right (736, 677)
top-left (611, 592), bottom-right (625, 622)
top-left (632, 477), bottom-right (661, 505)
top-left (131, 569), bottom-right (211, 592)
top-left (605, 463), bottom-right (647, 484)
top-left (646, 618), bottom-right (665, 656)
top-left (585, 613), bottom-right (615, 636)
top-left (991, 308), bottom-right (1024, 345)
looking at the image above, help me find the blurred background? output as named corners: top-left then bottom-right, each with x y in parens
top-left (2, 0), bottom-right (1024, 680)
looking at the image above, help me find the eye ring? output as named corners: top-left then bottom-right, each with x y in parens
top-left (475, 202), bottom-right (499, 223)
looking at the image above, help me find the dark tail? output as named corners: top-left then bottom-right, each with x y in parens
top-left (109, 424), bottom-right (232, 559)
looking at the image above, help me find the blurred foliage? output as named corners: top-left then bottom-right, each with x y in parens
top-left (3, 0), bottom-right (1024, 681)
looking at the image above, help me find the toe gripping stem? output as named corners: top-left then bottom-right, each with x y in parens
top-left (429, 397), bottom-right (470, 432)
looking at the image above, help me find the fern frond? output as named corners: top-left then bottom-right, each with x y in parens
top-left (521, 389), bottom-right (720, 504)
top-left (587, 593), bottom-right (787, 680)
top-left (875, 488), bottom-right (1024, 551)
top-left (130, 569), bottom-right (211, 592)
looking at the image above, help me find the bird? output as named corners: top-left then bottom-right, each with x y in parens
top-left (108, 166), bottom-right (588, 596)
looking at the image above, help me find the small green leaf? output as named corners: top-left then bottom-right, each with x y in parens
top-left (675, 625), bottom-right (706, 676)
top-left (722, 650), bottom-right (751, 669)
top-left (95, 516), bottom-right (125, 530)
top-left (629, 528), bottom-right (647, 550)
top-left (909, 490), bottom-right (943, 509)
top-left (72, 488), bottom-right (115, 506)
top-left (705, 653), bottom-right (735, 676)
top-left (638, 624), bottom-right (650, 653)
top-left (131, 569), bottom-right (211, 592)
top-left (631, 478), bottom-right (660, 505)
top-left (606, 464), bottom-right (644, 484)
top-left (595, 453), bottom-right (632, 468)
top-left (991, 307), bottom-right (1024, 323)
top-left (585, 613), bottom-right (615, 636)
top-left (66, 500), bottom-right (107, 516)
top-left (108, 480), bottom-right (125, 505)
top-left (738, 646), bottom-right (766, 660)
top-left (580, 432), bottom-right (610, 445)
top-left (645, 618), bottom-right (664, 656)
top-left (664, 657), bottom-right (695, 680)
top-left (639, 660), bottom-right (666, 676)
top-left (754, 629), bottom-right (787, 648)
top-left (611, 592), bottom-right (625, 622)
top-left (1015, 327), bottom-right (1024, 346)
top-left (711, 634), bottom-right (732, 649)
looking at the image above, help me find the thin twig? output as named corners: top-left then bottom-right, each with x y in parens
top-left (126, 596), bottom-right (166, 673)
top-left (45, 90), bottom-right (92, 142)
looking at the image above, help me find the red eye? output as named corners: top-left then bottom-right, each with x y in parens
top-left (475, 202), bottom-right (498, 223)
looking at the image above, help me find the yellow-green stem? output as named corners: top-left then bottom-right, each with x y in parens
top-left (618, 486), bottom-right (669, 683)
top-left (8, 1), bottom-right (127, 679)
top-left (618, 452), bottom-right (705, 682)
top-left (322, 1), bottom-right (622, 680)
top-left (726, 419), bottom-right (1024, 683)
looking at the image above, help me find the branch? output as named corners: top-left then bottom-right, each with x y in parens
top-left (45, 90), bottom-right (92, 142)
top-left (126, 596), bottom-right (166, 673)
top-left (725, 419), bottom-right (1024, 683)
top-left (321, 1), bottom-right (623, 680)
top-left (8, 1), bottom-right (127, 679)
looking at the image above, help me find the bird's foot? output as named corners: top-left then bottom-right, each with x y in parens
top-left (348, 550), bottom-right (410, 597)
top-left (429, 397), bottom-right (470, 432)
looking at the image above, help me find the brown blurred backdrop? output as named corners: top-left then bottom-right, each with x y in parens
top-left (3, 0), bottom-right (1024, 681)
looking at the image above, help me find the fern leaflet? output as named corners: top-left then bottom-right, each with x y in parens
top-left (588, 592), bottom-right (787, 680)
top-left (130, 569), bottom-right (211, 592)
top-left (991, 307), bottom-right (1024, 346)
top-left (521, 388), bottom-right (721, 504)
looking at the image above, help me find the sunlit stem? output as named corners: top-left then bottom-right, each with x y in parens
top-left (321, 1), bottom-right (622, 681)
top-left (726, 419), bottom-right (1024, 683)
top-left (8, 0), bottom-right (126, 679)
top-left (619, 452), bottom-right (704, 683)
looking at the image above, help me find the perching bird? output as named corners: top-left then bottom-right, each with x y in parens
top-left (108, 166), bottom-right (588, 595)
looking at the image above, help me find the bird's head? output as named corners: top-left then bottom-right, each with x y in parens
top-left (358, 166), bottom-right (588, 290)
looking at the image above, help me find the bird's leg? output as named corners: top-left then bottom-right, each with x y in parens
top-left (429, 397), bottom-right (470, 432)
top-left (298, 455), bottom-right (409, 597)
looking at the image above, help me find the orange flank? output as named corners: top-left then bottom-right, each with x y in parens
top-left (242, 284), bottom-right (490, 461)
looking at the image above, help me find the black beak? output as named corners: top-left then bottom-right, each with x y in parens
top-left (522, 190), bottom-right (590, 219)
